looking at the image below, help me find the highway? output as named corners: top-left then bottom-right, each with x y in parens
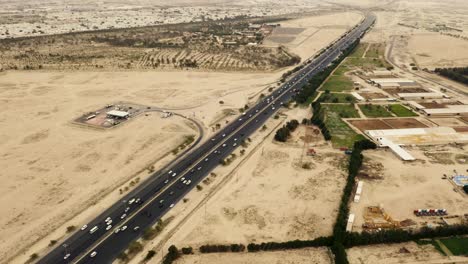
top-left (37, 12), bottom-right (375, 264)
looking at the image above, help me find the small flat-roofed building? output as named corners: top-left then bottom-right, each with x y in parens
top-left (407, 101), bottom-right (426, 110)
top-left (378, 82), bottom-right (400, 88)
top-left (351, 92), bottom-right (365, 101)
top-left (422, 105), bottom-right (468, 116)
top-left (371, 78), bottom-right (416, 85)
top-left (398, 92), bottom-right (444, 100)
top-left (107, 110), bottom-right (129, 119)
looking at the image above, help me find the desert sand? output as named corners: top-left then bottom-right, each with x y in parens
top-left (175, 248), bottom-right (331, 264)
top-left (0, 70), bottom-right (281, 263)
top-left (264, 12), bottom-right (363, 61)
top-left (350, 145), bottom-right (468, 232)
top-left (347, 241), bottom-right (468, 264)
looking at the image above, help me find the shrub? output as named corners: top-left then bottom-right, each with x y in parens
top-left (181, 247), bottom-right (193, 254)
top-left (144, 250), bottom-right (156, 261)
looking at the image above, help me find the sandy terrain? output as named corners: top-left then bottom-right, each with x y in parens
top-left (349, 145), bottom-right (468, 233)
top-left (174, 248), bottom-right (331, 264)
top-left (0, 0), bottom-right (321, 39)
top-left (347, 241), bottom-right (468, 264)
top-left (122, 106), bottom-right (345, 264)
top-left (407, 33), bottom-right (468, 69)
top-left (264, 12), bottom-right (363, 61)
top-left (164, 124), bottom-right (346, 247)
top-left (0, 70), bottom-right (281, 263)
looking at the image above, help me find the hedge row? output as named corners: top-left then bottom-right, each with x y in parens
top-left (331, 139), bottom-right (377, 264)
top-left (247, 236), bottom-right (333, 252)
top-left (294, 39), bottom-right (360, 104)
top-left (199, 244), bottom-right (245, 253)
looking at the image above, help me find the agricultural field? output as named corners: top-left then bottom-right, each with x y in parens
top-left (438, 237), bottom-right (468, 256)
top-left (0, 18), bottom-right (300, 72)
top-left (321, 104), bottom-right (364, 148)
top-left (358, 104), bottom-right (393, 118)
top-left (321, 74), bottom-right (354, 92)
top-left (388, 104), bottom-right (418, 117)
top-left (318, 92), bottom-right (356, 103)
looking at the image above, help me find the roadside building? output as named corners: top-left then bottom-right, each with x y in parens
top-left (106, 110), bottom-right (129, 119)
top-left (398, 92), bottom-right (445, 100)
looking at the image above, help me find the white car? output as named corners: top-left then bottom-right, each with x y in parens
top-left (168, 170), bottom-right (172, 175)
top-left (106, 220), bottom-right (112, 225)
top-left (170, 204), bottom-right (175, 208)
top-left (234, 138), bottom-right (237, 141)
top-left (106, 225), bottom-right (112, 231)
top-left (120, 214), bottom-right (126, 219)
top-left (222, 144), bottom-right (226, 147)
top-left (233, 143), bottom-right (237, 147)
top-left (159, 199), bottom-right (164, 204)
top-left (124, 207), bottom-right (130, 213)
top-left (114, 228), bottom-right (120, 234)
top-left (90, 251), bottom-right (97, 258)
top-left (172, 173), bottom-right (177, 177)
top-left (134, 226), bottom-right (140, 231)
top-left (186, 180), bottom-right (192, 185)
top-left (64, 253), bottom-right (71, 260)
top-left (197, 167), bottom-right (202, 171)
top-left (164, 179), bottom-right (169, 184)
top-left (222, 134), bottom-right (226, 137)
top-left (180, 177), bottom-right (185, 182)
top-left (121, 226), bottom-right (127, 231)
top-left (205, 158), bottom-right (209, 162)
top-left (128, 198), bottom-right (135, 205)
top-left (183, 180), bottom-right (188, 184)
top-left (81, 225), bottom-right (88, 231)
top-left (105, 217), bottom-right (111, 223)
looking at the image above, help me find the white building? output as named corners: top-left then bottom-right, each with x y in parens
top-left (106, 110), bottom-right (129, 119)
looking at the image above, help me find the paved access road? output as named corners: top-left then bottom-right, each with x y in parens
top-left (37, 12), bottom-right (375, 264)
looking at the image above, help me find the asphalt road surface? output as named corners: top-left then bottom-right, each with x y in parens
top-left (37, 12), bottom-right (376, 264)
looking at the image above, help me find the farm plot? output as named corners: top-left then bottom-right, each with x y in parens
top-left (348, 119), bottom-right (394, 131)
top-left (319, 92), bottom-right (356, 103)
top-left (383, 118), bottom-right (429, 129)
top-left (321, 104), bottom-right (365, 148)
top-left (358, 104), bottom-right (393, 118)
top-left (388, 104), bottom-right (418, 117)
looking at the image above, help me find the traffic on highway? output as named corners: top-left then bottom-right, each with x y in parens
top-left (38, 13), bottom-right (376, 264)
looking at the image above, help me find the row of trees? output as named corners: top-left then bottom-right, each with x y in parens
top-left (310, 102), bottom-right (331, 140)
top-left (247, 236), bottom-right (332, 252)
top-left (274, 119), bottom-right (299, 142)
top-left (344, 225), bottom-right (468, 248)
top-left (294, 39), bottom-right (360, 104)
top-left (331, 139), bottom-right (377, 264)
top-left (434, 67), bottom-right (468, 85)
top-left (199, 244), bottom-right (245, 253)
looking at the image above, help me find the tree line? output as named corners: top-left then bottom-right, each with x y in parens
top-left (331, 139), bottom-right (377, 264)
top-left (294, 38), bottom-right (360, 104)
top-left (274, 119), bottom-right (299, 142)
top-left (434, 67), bottom-right (468, 85)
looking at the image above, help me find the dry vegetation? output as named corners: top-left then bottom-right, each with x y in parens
top-left (0, 18), bottom-right (300, 72)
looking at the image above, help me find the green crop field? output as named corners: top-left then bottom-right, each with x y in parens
top-left (321, 104), bottom-right (364, 148)
top-left (359, 104), bottom-right (393, 118)
top-left (319, 92), bottom-right (356, 103)
top-left (388, 104), bottom-right (418, 117)
top-left (321, 75), bottom-right (353, 92)
top-left (439, 237), bottom-right (468, 255)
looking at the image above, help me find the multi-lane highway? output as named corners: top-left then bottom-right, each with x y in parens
top-left (38, 12), bottom-right (375, 264)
